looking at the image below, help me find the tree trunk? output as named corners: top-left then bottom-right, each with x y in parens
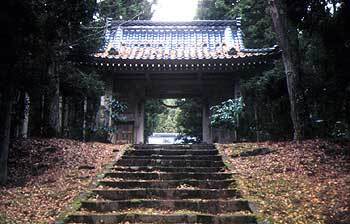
top-left (40, 94), bottom-right (45, 135)
top-left (62, 96), bottom-right (69, 137)
top-left (83, 97), bottom-right (88, 141)
top-left (12, 91), bottom-right (21, 138)
top-left (46, 61), bottom-right (61, 137)
top-left (0, 84), bottom-right (14, 185)
top-left (88, 97), bottom-right (100, 141)
top-left (268, 0), bottom-right (304, 142)
top-left (254, 102), bottom-right (260, 142)
top-left (20, 92), bottom-right (30, 138)
top-left (59, 95), bottom-right (63, 135)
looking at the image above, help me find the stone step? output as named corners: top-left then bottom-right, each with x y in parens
top-left (81, 199), bottom-right (251, 214)
top-left (63, 144), bottom-right (257, 224)
top-left (67, 212), bottom-right (257, 224)
top-left (92, 188), bottom-right (240, 200)
top-left (104, 172), bottom-right (232, 180)
top-left (122, 155), bottom-right (222, 161)
top-left (124, 149), bottom-right (219, 156)
top-left (134, 144), bottom-right (216, 150)
top-left (99, 179), bottom-right (235, 189)
top-left (115, 159), bottom-right (225, 167)
top-left (112, 166), bottom-right (225, 173)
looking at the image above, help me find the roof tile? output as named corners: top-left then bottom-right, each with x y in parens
top-left (94, 20), bottom-right (278, 61)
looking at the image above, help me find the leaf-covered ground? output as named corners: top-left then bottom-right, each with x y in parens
top-left (217, 140), bottom-right (350, 224)
top-left (0, 138), bottom-right (118, 224)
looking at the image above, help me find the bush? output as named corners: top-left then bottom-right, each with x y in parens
top-left (210, 97), bottom-right (244, 130)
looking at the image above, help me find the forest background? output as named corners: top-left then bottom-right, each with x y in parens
top-left (0, 0), bottom-right (349, 184)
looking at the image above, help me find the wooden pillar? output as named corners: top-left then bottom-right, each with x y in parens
top-left (202, 99), bottom-right (212, 143)
top-left (105, 81), bottom-right (113, 129)
top-left (135, 100), bottom-right (145, 144)
top-left (234, 79), bottom-right (240, 141)
top-left (105, 78), bottom-right (115, 142)
top-left (234, 79), bottom-right (241, 99)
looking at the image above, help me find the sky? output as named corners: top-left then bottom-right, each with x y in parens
top-left (151, 0), bottom-right (198, 21)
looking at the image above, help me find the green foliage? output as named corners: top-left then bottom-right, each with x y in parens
top-left (198, 0), bottom-right (276, 47)
top-left (292, 1), bottom-right (350, 139)
top-left (175, 98), bottom-right (203, 141)
top-left (240, 62), bottom-right (293, 140)
top-left (144, 99), bottom-right (202, 142)
top-left (197, 0), bottom-right (350, 141)
top-left (2, 0), bottom-right (349, 145)
top-left (151, 99), bottom-right (181, 133)
top-left (98, 0), bottom-right (153, 20)
top-left (196, 0), bottom-right (239, 20)
top-left (109, 98), bottom-right (128, 123)
top-left (331, 121), bottom-right (350, 139)
top-left (197, 0), bottom-right (287, 140)
top-left (144, 99), bottom-right (166, 139)
top-left (88, 98), bottom-right (127, 141)
top-left (210, 98), bottom-right (244, 130)
top-left (154, 109), bottom-right (181, 133)
top-left (60, 67), bottom-right (104, 99)
top-left (235, 0), bottom-right (276, 48)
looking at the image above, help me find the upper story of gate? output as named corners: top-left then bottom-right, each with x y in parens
top-left (78, 19), bottom-right (280, 73)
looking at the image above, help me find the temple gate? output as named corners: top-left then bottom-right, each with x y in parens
top-left (75, 19), bottom-right (279, 143)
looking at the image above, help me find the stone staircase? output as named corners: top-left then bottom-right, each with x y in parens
top-left (65, 144), bottom-right (257, 224)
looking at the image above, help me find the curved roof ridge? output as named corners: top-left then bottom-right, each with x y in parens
top-left (110, 20), bottom-right (238, 27)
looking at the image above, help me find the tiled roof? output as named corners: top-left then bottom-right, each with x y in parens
top-left (94, 19), bottom-right (278, 61)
